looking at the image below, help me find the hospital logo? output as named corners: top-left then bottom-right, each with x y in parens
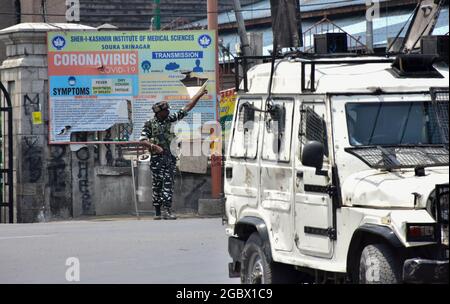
top-left (52, 36), bottom-right (66, 50)
top-left (198, 34), bottom-right (212, 49)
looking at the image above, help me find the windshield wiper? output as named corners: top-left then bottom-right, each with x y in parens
top-left (368, 103), bottom-right (383, 145)
top-left (399, 102), bottom-right (414, 144)
top-left (378, 146), bottom-right (401, 169)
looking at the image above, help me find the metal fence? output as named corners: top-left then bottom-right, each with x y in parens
top-left (0, 81), bottom-right (14, 223)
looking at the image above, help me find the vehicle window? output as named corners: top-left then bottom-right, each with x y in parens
top-left (299, 103), bottom-right (329, 158)
top-left (346, 101), bottom-right (449, 146)
top-left (230, 99), bottom-right (261, 159)
top-left (262, 99), bottom-right (294, 162)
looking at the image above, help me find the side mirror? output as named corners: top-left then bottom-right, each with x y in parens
top-left (270, 104), bottom-right (286, 135)
top-left (240, 103), bottom-right (255, 130)
top-left (302, 141), bottom-right (325, 171)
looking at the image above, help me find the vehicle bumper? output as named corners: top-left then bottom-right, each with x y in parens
top-left (403, 258), bottom-right (449, 284)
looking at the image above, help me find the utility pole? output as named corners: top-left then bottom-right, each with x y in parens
top-left (366, 19), bottom-right (374, 53)
top-left (154, 0), bottom-right (161, 30)
top-left (207, 0), bottom-right (222, 199)
top-left (41, 0), bottom-right (47, 23)
top-left (366, 1), bottom-right (375, 53)
top-left (207, 0), bottom-right (218, 30)
top-left (15, 0), bottom-right (21, 24)
top-left (232, 0), bottom-right (251, 57)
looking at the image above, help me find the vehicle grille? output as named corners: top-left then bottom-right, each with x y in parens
top-left (437, 184), bottom-right (449, 246)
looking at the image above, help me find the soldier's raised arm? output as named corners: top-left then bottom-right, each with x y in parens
top-left (183, 87), bottom-right (208, 113)
top-left (168, 88), bottom-right (208, 122)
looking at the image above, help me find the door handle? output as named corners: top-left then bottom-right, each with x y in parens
top-left (226, 167), bottom-right (233, 179)
top-left (296, 171), bottom-right (304, 187)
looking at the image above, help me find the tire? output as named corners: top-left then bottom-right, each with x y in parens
top-left (240, 232), bottom-right (306, 284)
top-left (359, 244), bottom-right (402, 284)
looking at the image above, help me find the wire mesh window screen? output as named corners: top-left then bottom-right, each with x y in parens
top-left (231, 99), bottom-right (261, 159)
top-left (300, 104), bottom-right (328, 156)
top-left (345, 146), bottom-right (449, 170)
top-left (262, 99), bottom-right (294, 162)
top-left (430, 88), bottom-right (449, 145)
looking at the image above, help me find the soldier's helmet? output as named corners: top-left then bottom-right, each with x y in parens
top-left (152, 101), bottom-right (170, 113)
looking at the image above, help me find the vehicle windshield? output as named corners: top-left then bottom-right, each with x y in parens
top-left (346, 101), bottom-right (448, 146)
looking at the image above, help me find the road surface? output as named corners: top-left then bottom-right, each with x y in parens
top-left (0, 217), bottom-right (239, 284)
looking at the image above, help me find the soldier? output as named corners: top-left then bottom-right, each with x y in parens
top-left (140, 88), bottom-right (208, 220)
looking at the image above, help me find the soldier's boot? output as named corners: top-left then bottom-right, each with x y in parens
top-left (162, 207), bottom-right (177, 220)
top-left (154, 206), bottom-right (162, 220)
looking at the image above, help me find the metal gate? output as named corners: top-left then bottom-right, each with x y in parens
top-left (0, 82), bottom-right (13, 223)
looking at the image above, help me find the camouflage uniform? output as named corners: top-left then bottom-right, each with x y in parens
top-left (140, 108), bottom-right (188, 209)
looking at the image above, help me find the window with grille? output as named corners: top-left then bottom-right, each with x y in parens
top-left (262, 99), bottom-right (294, 162)
top-left (299, 103), bottom-right (329, 158)
top-left (230, 99), bottom-right (262, 159)
top-left (430, 87), bottom-right (449, 145)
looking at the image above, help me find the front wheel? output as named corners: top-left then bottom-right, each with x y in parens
top-left (359, 244), bottom-right (402, 284)
top-left (240, 232), bottom-right (272, 284)
top-left (240, 232), bottom-right (306, 284)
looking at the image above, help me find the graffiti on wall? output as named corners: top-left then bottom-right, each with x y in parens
top-left (22, 136), bottom-right (43, 183)
top-left (23, 94), bottom-right (43, 130)
top-left (76, 147), bottom-right (93, 214)
top-left (23, 94), bottom-right (40, 116)
top-left (47, 145), bottom-right (72, 217)
top-left (48, 145), bottom-right (67, 192)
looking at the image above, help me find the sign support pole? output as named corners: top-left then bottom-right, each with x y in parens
top-left (208, 0), bottom-right (222, 199)
top-left (154, 0), bottom-right (161, 30)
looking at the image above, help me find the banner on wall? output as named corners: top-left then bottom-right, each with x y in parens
top-left (47, 31), bottom-right (217, 144)
top-left (219, 88), bottom-right (237, 143)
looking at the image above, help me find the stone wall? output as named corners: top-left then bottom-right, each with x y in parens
top-left (0, 23), bottom-right (95, 223)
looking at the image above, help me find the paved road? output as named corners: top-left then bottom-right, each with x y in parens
top-left (0, 217), bottom-right (240, 284)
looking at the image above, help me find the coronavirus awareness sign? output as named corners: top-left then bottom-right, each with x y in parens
top-left (47, 31), bottom-right (217, 144)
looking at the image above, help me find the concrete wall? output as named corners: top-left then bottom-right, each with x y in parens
top-left (0, 29), bottom-right (55, 222)
top-left (136, 163), bottom-right (212, 215)
top-left (0, 23), bottom-right (95, 223)
top-left (95, 166), bottom-right (134, 216)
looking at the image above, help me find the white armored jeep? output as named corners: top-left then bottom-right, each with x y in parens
top-left (224, 53), bottom-right (449, 284)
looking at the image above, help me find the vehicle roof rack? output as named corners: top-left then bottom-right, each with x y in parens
top-left (390, 54), bottom-right (444, 79)
top-left (234, 55), bottom-right (276, 93)
top-left (234, 53), bottom-right (396, 93)
top-left (300, 57), bottom-right (395, 92)
top-left (234, 52), bottom-right (448, 93)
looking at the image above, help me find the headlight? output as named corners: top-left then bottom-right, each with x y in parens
top-left (427, 185), bottom-right (449, 224)
top-left (438, 191), bottom-right (449, 223)
top-left (427, 190), bottom-right (438, 219)
top-left (428, 185), bottom-right (449, 247)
